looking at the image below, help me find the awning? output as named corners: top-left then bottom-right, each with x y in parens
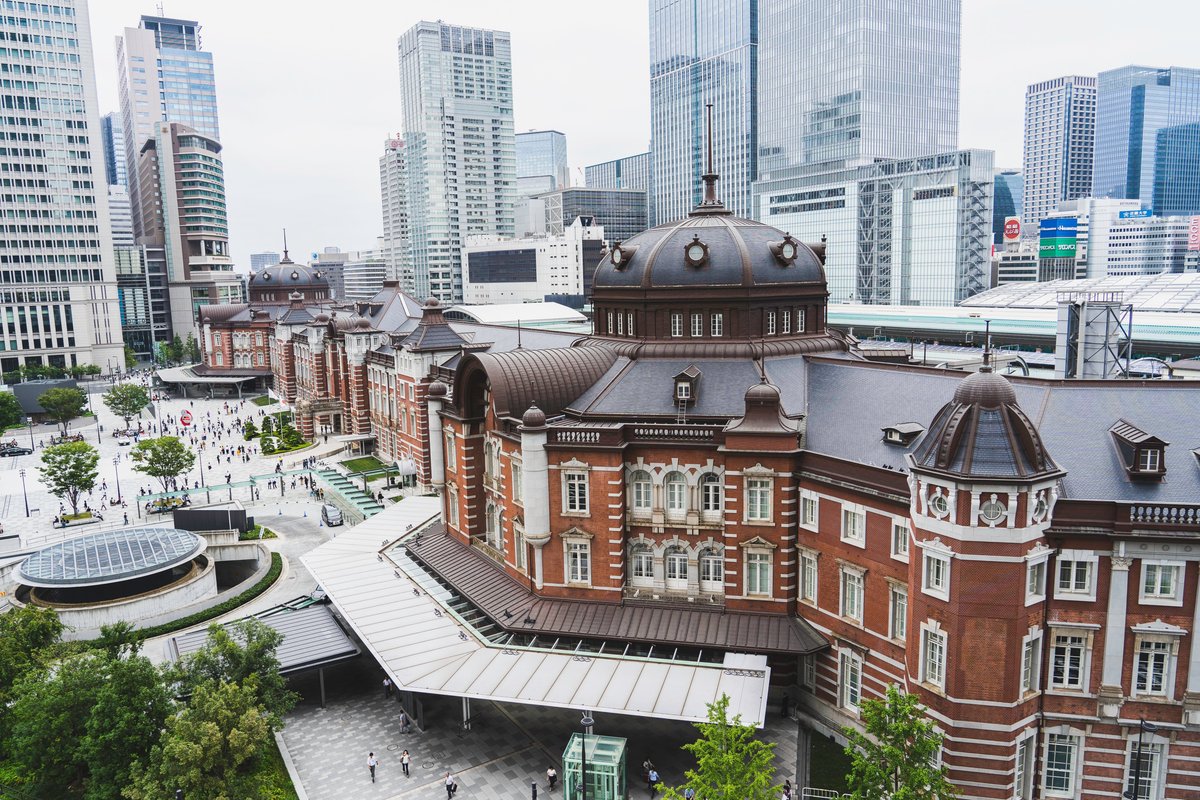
top-left (156, 365), bottom-right (259, 385)
top-left (395, 458), bottom-right (418, 476)
top-left (335, 433), bottom-right (376, 443)
top-left (302, 499), bottom-right (772, 727)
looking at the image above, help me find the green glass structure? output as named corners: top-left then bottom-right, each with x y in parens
top-left (562, 733), bottom-right (626, 800)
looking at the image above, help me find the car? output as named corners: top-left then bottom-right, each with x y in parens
top-left (320, 504), bottom-right (344, 527)
top-left (0, 443), bottom-right (33, 457)
top-left (118, 438), bottom-right (133, 446)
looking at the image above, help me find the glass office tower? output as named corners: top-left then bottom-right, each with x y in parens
top-left (649, 0), bottom-right (758, 223)
top-left (398, 21), bottom-right (515, 302)
top-left (517, 130), bottom-right (569, 193)
top-left (756, 0), bottom-right (960, 177)
top-left (993, 170), bottom-right (1023, 244)
top-left (1093, 65), bottom-right (1200, 216)
top-left (1021, 76), bottom-right (1096, 231)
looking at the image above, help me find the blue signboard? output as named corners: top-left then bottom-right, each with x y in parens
top-left (1118, 209), bottom-right (1153, 219)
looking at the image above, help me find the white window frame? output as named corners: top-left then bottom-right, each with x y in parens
top-left (564, 535), bottom-right (591, 585)
top-left (563, 470), bottom-right (589, 515)
top-left (921, 547), bottom-right (951, 601)
top-left (1020, 628), bottom-right (1042, 695)
top-left (839, 565), bottom-right (864, 624)
top-left (1054, 551), bottom-right (1098, 601)
top-left (800, 549), bottom-right (818, 605)
top-left (796, 308), bottom-right (806, 332)
top-left (890, 519), bottom-right (909, 561)
top-left (1025, 553), bottom-right (1049, 606)
top-left (781, 310), bottom-right (791, 334)
top-left (799, 490), bottom-right (819, 531)
top-left (630, 545), bottom-right (654, 587)
top-left (629, 469), bottom-right (652, 515)
top-left (664, 471), bottom-right (688, 518)
top-left (626, 312), bottom-right (634, 336)
top-left (801, 654), bottom-right (816, 690)
top-left (1124, 740), bottom-right (1164, 800)
top-left (744, 475), bottom-right (773, 523)
top-left (511, 459), bottom-right (523, 505)
top-left (1043, 732), bottom-right (1080, 797)
top-left (840, 503), bottom-right (866, 548)
top-left (839, 649), bottom-right (863, 712)
top-left (766, 310), bottom-right (776, 335)
top-left (699, 473), bottom-right (722, 520)
top-left (446, 485), bottom-right (460, 528)
top-left (699, 548), bottom-right (723, 593)
top-left (1014, 734), bottom-right (1034, 800)
top-left (710, 312), bottom-right (723, 337)
top-left (1137, 447), bottom-right (1161, 472)
top-left (1139, 560), bottom-right (1184, 606)
top-left (920, 621), bottom-right (947, 689)
top-left (444, 430), bottom-right (456, 471)
top-left (665, 546), bottom-right (689, 591)
top-left (690, 312), bottom-right (703, 337)
top-left (888, 583), bottom-right (907, 641)
top-left (1132, 634), bottom-right (1178, 699)
top-left (745, 550), bottom-right (772, 596)
top-left (670, 312), bottom-right (683, 337)
top-left (1049, 629), bottom-right (1091, 691)
top-left (606, 311), bottom-right (614, 334)
top-left (513, 523), bottom-right (527, 571)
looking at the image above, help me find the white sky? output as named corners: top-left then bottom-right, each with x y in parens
top-left (87, 1), bottom-right (1199, 272)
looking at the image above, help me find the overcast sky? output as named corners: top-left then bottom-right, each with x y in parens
top-left (88, 1), bottom-right (1198, 271)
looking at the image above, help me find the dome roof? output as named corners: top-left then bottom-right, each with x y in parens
top-left (17, 527), bottom-right (205, 588)
top-left (592, 213), bottom-right (825, 292)
top-left (250, 260), bottom-right (329, 287)
top-left (911, 369), bottom-right (1060, 480)
top-left (521, 403), bottom-right (547, 429)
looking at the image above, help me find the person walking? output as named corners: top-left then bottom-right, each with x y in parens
top-left (547, 766), bottom-right (557, 791)
top-left (647, 767), bottom-right (659, 796)
top-left (445, 771), bottom-right (458, 798)
top-left (532, 781), bottom-right (538, 800)
top-left (367, 752), bottom-right (378, 783)
top-left (383, 677), bottom-right (392, 698)
top-left (400, 750), bottom-right (410, 777)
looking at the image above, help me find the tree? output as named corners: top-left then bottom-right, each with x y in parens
top-left (185, 333), bottom-right (201, 363)
top-left (37, 386), bottom-right (87, 435)
top-left (0, 390), bottom-right (25, 430)
top-left (124, 344), bottom-right (137, 369)
top-left (170, 334), bottom-right (185, 366)
top-left (242, 419), bottom-right (258, 440)
top-left (658, 693), bottom-right (779, 800)
top-left (130, 436), bottom-right (195, 493)
top-left (123, 678), bottom-right (271, 800)
top-left (843, 685), bottom-right (958, 800)
top-left (173, 618), bottom-right (296, 725)
top-left (39, 440), bottom-right (99, 516)
top-left (0, 605), bottom-right (63, 738)
top-left (102, 383), bottom-right (149, 428)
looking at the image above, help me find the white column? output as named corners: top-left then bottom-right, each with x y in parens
top-left (426, 386), bottom-right (445, 491)
top-left (1101, 555), bottom-right (1132, 689)
top-left (520, 406), bottom-right (551, 590)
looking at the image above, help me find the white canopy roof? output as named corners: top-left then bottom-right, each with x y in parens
top-left (302, 498), bottom-right (771, 726)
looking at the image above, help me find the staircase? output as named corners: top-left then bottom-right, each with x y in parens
top-left (314, 469), bottom-right (385, 519)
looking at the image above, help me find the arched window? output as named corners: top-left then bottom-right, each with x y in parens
top-left (629, 470), bottom-right (652, 514)
top-left (699, 548), bottom-right (723, 593)
top-left (665, 546), bottom-right (688, 591)
top-left (665, 472), bottom-right (687, 518)
top-left (484, 440), bottom-right (498, 481)
top-left (485, 503), bottom-right (501, 550)
top-left (630, 544), bottom-right (654, 587)
top-left (700, 473), bottom-right (722, 519)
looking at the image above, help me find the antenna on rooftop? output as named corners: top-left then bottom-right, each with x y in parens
top-left (156, 2), bottom-right (164, 15)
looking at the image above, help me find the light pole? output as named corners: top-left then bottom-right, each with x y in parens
top-left (1123, 720), bottom-right (1158, 800)
top-left (579, 711), bottom-right (594, 800)
top-left (86, 388), bottom-right (101, 444)
top-left (26, 416), bottom-right (34, 449)
top-left (18, 468), bottom-right (28, 518)
top-left (113, 455), bottom-right (122, 505)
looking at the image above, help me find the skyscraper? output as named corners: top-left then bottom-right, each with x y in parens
top-left (516, 130), bottom-right (569, 196)
top-left (0, 0), bottom-right (125, 373)
top-left (1021, 76), bottom-right (1096, 231)
top-left (117, 15), bottom-right (219, 239)
top-left (756, 0), bottom-right (961, 176)
top-left (649, 0), bottom-right (757, 223)
top-left (101, 112), bottom-right (127, 188)
top-left (398, 21), bottom-right (515, 302)
top-left (993, 169), bottom-right (1023, 244)
top-left (1093, 65), bottom-right (1200, 216)
top-left (585, 152), bottom-right (652, 192)
top-left (379, 137), bottom-right (412, 289)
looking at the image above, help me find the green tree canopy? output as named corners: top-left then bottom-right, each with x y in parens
top-left (130, 435), bottom-right (196, 493)
top-left (659, 693), bottom-right (779, 800)
top-left (123, 677), bottom-right (271, 800)
top-left (0, 605), bottom-right (63, 739)
top-left (0, 389), bottom-right (25, 430)
top-left (843, 685), bottom-right (958, 800)
top-left (102, 383), bottom-right (150, 427)
top-left (39, 440), bottom-right (99, 516)
top-left (124, 344), bottom-right (137, 369)
top-left (38, 386), bottom-right (88, 435)
top-left (185, 333), bottom-right (201, 363)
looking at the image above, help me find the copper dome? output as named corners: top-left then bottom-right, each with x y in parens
top-left (952, 369), bottom-right (1017, 408)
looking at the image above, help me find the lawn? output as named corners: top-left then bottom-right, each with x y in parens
top-left (808, 733), bottom-right (852, 792)
top-left (341, 455), bottom-right (387, 473)
top-left (239, 524), bottom-right (278, 541)
top-left (251, 395), bottom-right (278, 407)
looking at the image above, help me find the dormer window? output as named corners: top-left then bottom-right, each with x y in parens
top-left (1138, 448), bottom-right (1161, 473)
top-left (882, 423), bottom-right (925, 446)
top-left (673, 365), bottom-right (701, 406)
top-left (675, 382), bottom-right (692, 401)
top-left (1110, 419), bottom-right (1168, 481)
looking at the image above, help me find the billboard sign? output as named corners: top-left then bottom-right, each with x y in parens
top-left (1039, 218), bottom-right (1078, 259)
top-left (1118, 209), bottom-right (1153, 219)
top-left (1189, 216), bottom-right (1200, 251)
top-left (1003, 216), bottom-right (1021, 241)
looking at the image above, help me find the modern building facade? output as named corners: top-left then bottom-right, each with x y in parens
top-left (462, 218), bottom-right (605, 306)
top-left (101, 111), bottom-right (127, 188)
top-left (397, 21), bottom-right (515, 302)
top-left (1044, 197), bottom-right (1144, 279)
top-left (1093, 66), bottom-right (1200, 216)
top-left (250, 252), bottom-right (281, 272)
top-left (516, 130), bottom-right (569, 195)
top-left (0, 0), bottom-right (125, 374)
top-left (585, 151), bottom-right (652, 192)
top-left (756, 150), bottom-right (994, 306)
top-left (379, 138), bottom-right (411, 289)
top-left (992, 169), bottom-right (1023, 245)
top-left (1106, 216), bottom-right (1193, 276)
top-left (519, 188), bottom-right (648, 246)
top-left (1021, 76), bottom-right (1097, 233)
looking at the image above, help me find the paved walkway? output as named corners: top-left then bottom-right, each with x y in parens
top-left (281, 658), bottom-right (801, 800)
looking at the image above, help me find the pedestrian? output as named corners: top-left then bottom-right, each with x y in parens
top-left (445, 772), bottom-right (458, 798)
top-left (368, 752), bottom-right (378, 783)
top-left (400, 749), bottom-right (410, 777)
top-left (123, 512), bottom-right (129, 525)
top-left (547, 767), bottom-right (557, 791)
top-left (781, 779), bottom-right (793, 800)
top-left (648, 767), bottom-right (659, 795)
top-left (399, 709), bottom-right (410, 732)
top-left (383, 677), bottom-right (392, 698)
top-left (532, 781), bottom-right (538, 800)
top-left (684, 789), bottom-right (695, 800)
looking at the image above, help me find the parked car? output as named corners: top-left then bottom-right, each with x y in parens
top-left (320, 504), bottom-right (344, 527)
top-left (0, 443), bottom-right (33, 457)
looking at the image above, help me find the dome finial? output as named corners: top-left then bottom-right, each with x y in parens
top-left (280, 227), bottom-right (292, 264)
top-left (700, 102), bottom-right (720, 207)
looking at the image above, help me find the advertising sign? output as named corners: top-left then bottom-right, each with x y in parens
top-left (1189, 216), bottom-right (1200, 251)
top-left (181, 409), bottom-right (193, 427)
top-left (1003, 216), bottom-right (1021, 241)
top-left (1039, 218), bottom-right (1078, 259)
top-left (1118, 209), bottom-right (1153, 219)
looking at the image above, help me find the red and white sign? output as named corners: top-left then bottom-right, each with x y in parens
top-left (180, 410), bottom-right (193, 427)
top-left (1003, 216), bottom-right (1021, 241)
top-left (1188, 215), bottom-right (1200, 251)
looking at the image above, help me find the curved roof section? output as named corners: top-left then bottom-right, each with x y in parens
top-left (445, 302), bottom-right (587, 325)
top-left (17, 527), bottom-right (206, 588)
top-left (200, 303), bottom-right (250, 324)
top-left (593, 214), bottom-right (825, 292)
top-left (250, 261), bottom-right (329, 287)
top-left (457, 347), bottom-right (619, 419)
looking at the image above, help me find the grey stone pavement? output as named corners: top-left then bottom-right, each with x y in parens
top-left (281, 657), bottom-right (801, 800)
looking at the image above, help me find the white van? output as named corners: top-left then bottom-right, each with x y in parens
top-left (321, 504), bottom-right (344, 526)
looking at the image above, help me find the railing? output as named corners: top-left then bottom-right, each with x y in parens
top-left (630, 424), bottom-right (720, 442)
top-left (1129, 504), bottom-right (1200, 526)
top-left (552, 429), bottom-right (602, 445)
top-left (800, 790), bottom-right (848, 800)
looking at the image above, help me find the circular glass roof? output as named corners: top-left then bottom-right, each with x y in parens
top-left (17, 527), bottom-right (206, 588)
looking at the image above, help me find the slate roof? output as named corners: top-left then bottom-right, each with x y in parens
top-left (569, 358), bottom-right (774, 418)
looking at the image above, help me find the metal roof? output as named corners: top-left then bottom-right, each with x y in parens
top-left (962, 272), bottom-right (1200, 313)
top-left (445, 302), bottom-right (587, 325)
top-left (17, 527), bottom-right (205, 588)
top-left (301, 498), bottom-right (772, 727)
top-left (169, 603), bottom-right (360, 675)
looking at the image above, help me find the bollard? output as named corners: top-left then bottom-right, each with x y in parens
top-left (278, 507), bottom-right (282, 515)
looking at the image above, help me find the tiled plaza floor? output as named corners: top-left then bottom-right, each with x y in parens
top-left (282, 658), bottom-right (801, 799)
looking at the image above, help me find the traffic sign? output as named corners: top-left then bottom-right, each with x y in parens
top-left (181, 410), bottom-right (193, 427)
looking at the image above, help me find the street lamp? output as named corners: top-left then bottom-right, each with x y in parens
top-left (1123, 720), bottom-right (1158, 800)
top-left (18, 468), bottom-right (28, 518)
top-left (579, 711), bottom-right (594, 800)
top-left (113, 455), bottom-right (122, 505)
top-left (26, 416), bottom-right (34, 449)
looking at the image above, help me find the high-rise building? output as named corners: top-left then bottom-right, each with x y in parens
top-left (1021, 76), bottom-right (1097, 232)
top-left (136, 122), bottom-right (241, 336)
top-left (585, 152), bottom-right (652, 192)
top-left (1106, 215), bottom-right (1193, 275)
top-left (343, 240), bottom-right (389, 302)
top-left (1093, 65), bottom-right (1200, 216)
top-left (518, 188), bottom-right (648, 246)
top-left (108, 188), bottom-right (135, 249)
top-left (250, 252), bottom-right (281, 271)
top-left (649, 0), bottom-right (758, 223)
top-left (516, 130), bottom-right (569, 195)
top-left (0, 1), bottom-right (124, 374)
top-left (117, 15), bottom-right (219, 240)
top-left (101, 112), bottom-right (127, 188)
top-left (756, 0), bottom-right (960, 176)
top-left (379, 138), bottom-right (411, 289)
top-left (398, 21), bottom-right (515, 302)
top-left (992, 169), bottom-right (1023, 244)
